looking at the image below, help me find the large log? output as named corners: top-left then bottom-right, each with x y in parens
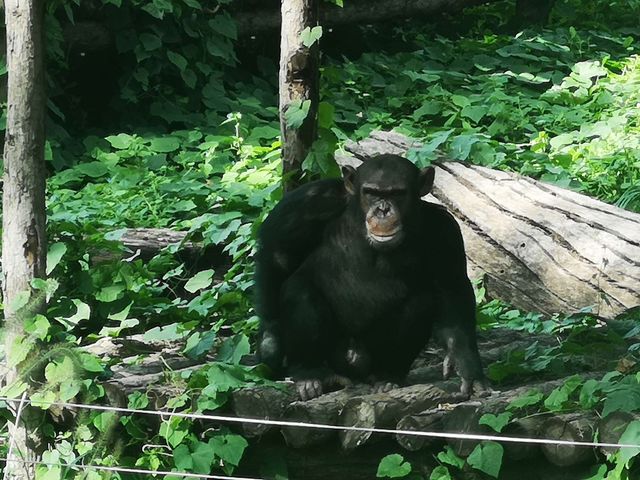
top-left (336, 131), bottom-right (640, 319)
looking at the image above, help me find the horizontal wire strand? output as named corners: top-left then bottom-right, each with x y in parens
top-left (2, 396), bottom-right (639, 450)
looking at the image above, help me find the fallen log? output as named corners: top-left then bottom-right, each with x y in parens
top-left (597, 411), bottom-right (640, 455)
top-left (282, 385), bottom-right (373, 448)
top-left (336, 131), bottom-right (640, 319)
top-left (231, 382), bottom-right (297, 437)
top-left (339, 382), bottom-right (463, 449)
top-left (541, 413), bottom-right (598, 467)
top-left (395, 409), bottom-right (445, 451)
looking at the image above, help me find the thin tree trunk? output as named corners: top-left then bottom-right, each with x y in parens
top-left (279, 0), bottom-right (319, 191)
top-left (2, 0), bottom-right (47, 476)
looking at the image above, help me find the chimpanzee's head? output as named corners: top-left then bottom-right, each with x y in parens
top-left (342, 154), bottom-right (435, 249)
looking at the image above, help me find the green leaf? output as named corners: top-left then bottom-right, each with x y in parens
top-left (46, 242), bottom-right (67, 275)
top-left (95, 285), bottom-right (125, 303)
top-left (183, 330), bottom-right (216, 359)
top-left (174, 444), bottom-right (193, 471)
top-left (479, 412), bottom-right (512, 433)
top-left (318, 102), bottom-right (335, 129)
top-left (461, 105), bottom-right (488, 123)
top-left (140, 33), bottom-right (161, 51)
top-left (209, 434), bottom-right (248, 467)
top-left (508, 390), bottom-right (544, 410)
top-left (436, 446), bottom-right (465, 469)
top-left (62, 299), bottom-right (91, 326)
top-left (106, 133), bottom-right (133, 149)
top-left (191, 441), bottom-right (216, 473)
top-left (618, 421), bottom-right (640, 465)
top-left (218, 334), bottom-right (250, 364)
top-left (209, 15), bottom-right (237, 40)
top-left (182, 68), bottom-right (197, 89)
top-left (76, 161), bottom-right (109, 178)
top-left (450, 134), bottom-right (479, 161)
top-left (429, 466), bottom-right (452, 480)
top-left (467, 441), bottom-right (503, 478)
top-left (160, 419), bottom-right (189, 448)
top-left (300, 26), bottom-right (323, 48)
top-left (285, 99), bottom-right (311, 129)
top-left (149, 136), bottom-right (181, 153)
top-left (376, 454), bottom-right (412, 478)
top-left (168, 50), bottom-right (188, 71)
top-left (185, 269), bottom-right (215, 293)
top-left (144, 323), bottom-right (188, 342)
top-left (603, 384), bottom-right (640, 417)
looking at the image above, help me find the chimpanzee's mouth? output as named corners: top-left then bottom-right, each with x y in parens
top-left (370, 232), bottom-right (398, 242)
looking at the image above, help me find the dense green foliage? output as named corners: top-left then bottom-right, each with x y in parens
top-left (1, 0), bottom-right (640, 478)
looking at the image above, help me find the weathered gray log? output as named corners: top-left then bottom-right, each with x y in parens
top-left (232, 383), bottom-right (297, 437)
top-left (440, 374), bottom-right (600, 457)
top-left (541, 413), bottom-right (598, 467)
top-left (395, 409), bottom-right (445, 451)
top-left (597, 411), bottom-right (640, 455)
top-left (339, 382), bottom-right (463, 449)
top-left (336, 131), bottom-right (640, 319)
top-left (282, 385), bottom-right (374, 448)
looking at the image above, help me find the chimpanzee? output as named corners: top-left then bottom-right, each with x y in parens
top-left (255, 154), bottom-right (486, 400)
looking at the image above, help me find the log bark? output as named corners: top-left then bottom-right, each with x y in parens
top-left (282, 385), bottom-right (373, 448)
top-left (339, 382), bottom-right (463, 449)
top-left (279, 0), bottom-right (319, 191)
top-left (231, 382), bottom-right (297, 437)
top-left (541, 413), bottom-right (598, 467)
top-left (395, 409), bottom-right (445, 451)
top-left (2, 0), bottom-right (47, 476)
top-left (336, 131), bottom-right (640, 319)
top-left (597, 412), bottom-right (640, 455)
top-left (233, 0), bottom-right (501, 35)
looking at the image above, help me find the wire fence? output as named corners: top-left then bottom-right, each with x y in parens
top-left (1, 394), bottom-right (639, 479)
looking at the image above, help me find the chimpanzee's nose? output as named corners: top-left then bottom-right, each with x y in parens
top-left (375, 202), bottom-right (390, 216)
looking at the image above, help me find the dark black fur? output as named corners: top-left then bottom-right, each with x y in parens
top-left (255, 154), bottom-right (485, 399)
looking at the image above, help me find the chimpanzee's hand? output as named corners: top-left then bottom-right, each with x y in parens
top-left (295, 372), bottom-right (353, 401)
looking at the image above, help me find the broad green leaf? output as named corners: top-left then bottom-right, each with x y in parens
top-left (209, 434), bottom-right (248, 467)
top-left (430, 466), bottom-right (452, 480)
top-left (508, 390), bottom-right (544, 410)
top-left (106, 133), bottom-right (133, 149)
top-left (140, 33), bottom-right (161, 51)
top-left (182, 68), bottom-right (197, 89)
top-left (467, 441), bottom-right (503, 478)
top-left (218, 334), bottom-right (250, 364)
top-left (76, 161), bottom-right (109, 178)
top-left (46, 242), bottom-right (67, 275)
top-left (167, 50), bottom-right (188, 71)
top-left (183, 330), bottom-right (216, 359)
top-left (31, 390), bottom-right (56, 410)
top-left (191, 441), bottom-right (216, 473)
top-left (108, 302), bottom-right (133, 321)
top-left (185, 269), bottom-right (215, 293)
top-left (450, 134), bottom-right (479, 161)
top-left (618, 420), bottom-right (640, 465)
top-left (376, 454), bottom-right (412, 478)
top-left (144, 323), bottom-right (188, 342)
top-left (209, 15), bottom-right (237, 40)
top-left (318, 102), bottom-right (335, 129)
top-left (285, 99), bottom-right (311, 129)
top-left (603, 384), bottom-right (640, 417)
top-left (160, 419), bottom-right (189, 448)
top-left (300, 26), bottom-right (323, 47)
top-left (149, 136), bottom-right (181, 153)
top-left (437, 446), bottom-right (465, 469)
top-left (479, 412), bottom-right (512, 432)
top-left (63, 299), bottom-right (91, 326)
top-left (174, 444), bottom-right (193, 471)
top-left (95, 285), bottom-right (125, 303)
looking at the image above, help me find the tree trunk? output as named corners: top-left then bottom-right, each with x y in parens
top-left (2, 0), bottom-right (47, 477)
top-left (279, 0), bottom-right (319, 191)
top-left (336, 131), bottom-right (640, 320)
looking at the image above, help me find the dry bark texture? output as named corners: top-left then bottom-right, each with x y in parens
top-left (2, 0), bottom-right (47, 476)
top-left (335, 131), bottom-right (640, 319)
top-left (279, 0), bottom-right (319, 190)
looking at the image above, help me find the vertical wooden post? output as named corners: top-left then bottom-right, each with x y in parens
top-left (2, 0), bottom-right (47, 476)
top-left (279, 0), bottom-right (320, 191)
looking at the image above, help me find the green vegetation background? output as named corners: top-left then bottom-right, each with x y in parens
top-left (1, 0), bottom-right (640, 478)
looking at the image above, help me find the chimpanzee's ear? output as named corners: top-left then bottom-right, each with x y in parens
top-left (419, 166), bottom-right (435, 197)
top-left (342, 165), bottom-right (357, 195)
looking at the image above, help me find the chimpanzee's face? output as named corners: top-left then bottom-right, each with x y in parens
top-left (342, 155), bottom-right (435, 250)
